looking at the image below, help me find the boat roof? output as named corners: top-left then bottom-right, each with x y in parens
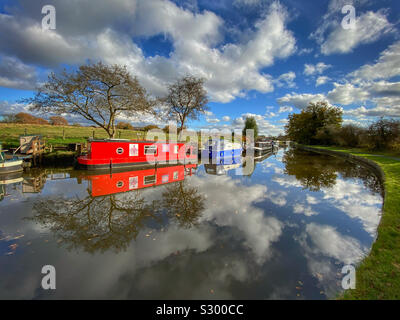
top-left (89, 139), bottom-right (187, 144)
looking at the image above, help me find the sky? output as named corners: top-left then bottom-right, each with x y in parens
top-left (0, 0), bottom-right (399, 136)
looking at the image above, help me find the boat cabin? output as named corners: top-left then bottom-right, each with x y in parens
top-left (77, 139), bottom-right (197, 170)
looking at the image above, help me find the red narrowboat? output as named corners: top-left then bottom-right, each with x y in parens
top-left (77, 139), bottom-right (197, 170)
top-left (82, 164), bottom-right (197, 197)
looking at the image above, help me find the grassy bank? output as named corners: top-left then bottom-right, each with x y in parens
top-left (0, 123), bottom-right (148, 148)
top-left (308, 145), bottom-right (400, 299)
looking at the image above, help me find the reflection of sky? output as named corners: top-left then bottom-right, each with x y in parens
top-left (0, 149), bottom-right (383, 299)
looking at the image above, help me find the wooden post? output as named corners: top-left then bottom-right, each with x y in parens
top-left (24, 128), bottom-right (27, 135)
top-left (118, 131), bottom-right (121, 139)
top-left (92, 130), bottom-right (95, 139)
top-left (62, 128), bottom-right (65, 140)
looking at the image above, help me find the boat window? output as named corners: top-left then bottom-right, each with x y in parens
top-left (116, 181), bottom-right (124, 188)
top-left (161, 174), bottom-right (169, 183)
top-left (162, 144), bottom-right (169, 152)
top-left (129, 176), bottom-right (138, 189)
top-left (186, 147), bottom-right (191, 156)
top-left (144, 145), bottom-right (157, 155)
top-left (173, 171), bottom-right (179, 180)
top-left (174, 145), bottom-right (179, 154)
top-left (116, 147), bottom-right (124, 155)
top-left (129, 144), bottom-right (138, 156)
top-left (144, 175), bottom-right (156, 185)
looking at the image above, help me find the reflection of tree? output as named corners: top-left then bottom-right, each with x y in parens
top-left (337, 162), bottom-right (383, 196)
top-left (29, 191), bottom-right (161, 253)
top-left (28, 180), bottom-right (206, 253)
top-left (283, 149), bottom-right (340, 191)
top-left (282, 148), bottom-right (383, 194)
top-left (160, 181), bottom-right (205, 228)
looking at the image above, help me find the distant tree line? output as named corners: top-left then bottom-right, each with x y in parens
top-left (1, 112), bottom-right (69, 126)
top-left (285, 101), bottom-right (400, 152)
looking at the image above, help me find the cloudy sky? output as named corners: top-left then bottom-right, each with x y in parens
top-left (0, 0), bottom-right (399, 135)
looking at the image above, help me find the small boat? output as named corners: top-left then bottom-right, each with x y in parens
top-left (200, 139), bottom-right (242, 162)
top-left (77, 139), bottom-right (197, 170)
top-left (246, 140), bottom-right (278, 157)
top-left (0, 145), bottom-right (23, 174)
top-left (81, 163), bottom-right (197, 197)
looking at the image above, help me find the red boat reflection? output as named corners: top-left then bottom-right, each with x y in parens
top-left (82, 164), bottom-right (197, 197)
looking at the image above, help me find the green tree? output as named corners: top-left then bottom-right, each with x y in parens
top-left (285, 101), bottom-right (343, 144)
top-left (242, 117), bottom-right (259, 139)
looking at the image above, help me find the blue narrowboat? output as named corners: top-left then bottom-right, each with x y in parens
top-left (204, 156), bottom-right (242, 175)
top-left (201, 140), bottom-right (242, 161)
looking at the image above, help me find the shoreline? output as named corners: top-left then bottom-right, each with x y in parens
top-left (296, 144), bottom-right (400, 299)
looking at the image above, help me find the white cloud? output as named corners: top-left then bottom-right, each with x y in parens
top-left (349, 41), bottom-right (400, 81)
top-left (274, 71), bottom-right (296, 88)
top-left (305, 223), bottom-right (366, 265)
top-left (222, 116), bottom-right (231, 122)
top-left (192, 174), bottom-right (284, 264)
top-left (304, 62), bottom-right (331, 76)
top-left (328, 81), bottom-right (400, 111)
top-left (316, 76), bottom-right (330, 87)
top-left (0, 0), bottom-right (297, 103)
top-left (278, 106), bottom-right (293, 113)
top-left (321, 178), bottom-right (383, 236)
top-left (277, 79), bottom-right (400, 118)
top-left (277, 93), bottom-right (328, 109)
top-left (293, 203), bottom-right (318, 217)
top-left (327, 82), bottom-right (370, 105)
top-left (0, 56), bottom-right (39, 90)
top-left (320, 10), bottom-right (394, 55)
top-left (206, 118), bottom-right (220, 123)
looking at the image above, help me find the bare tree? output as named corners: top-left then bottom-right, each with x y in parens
top-left (161, 180), bottom-right (205, 229)
top-left (28, 192), bottom-right (162, 253)
top-left (164, 76), bottom-right (209, 133)
top-left (24, 62), bottom-right (155, 138)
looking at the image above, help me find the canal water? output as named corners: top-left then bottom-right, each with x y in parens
top-left (0, 147), bottom-right (383, 299)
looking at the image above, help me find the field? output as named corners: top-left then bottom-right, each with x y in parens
top-left (0, 123), bottom-right (175, 148)
top-left (309, 145), bottom-right (400, 299)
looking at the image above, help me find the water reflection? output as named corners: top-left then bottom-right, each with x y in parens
top-left (0, 148), bottom-right (383, 299)
top-left (282, 148), bottom-right (383, 195)
top-left (28, 165), bottom-right (205, 253)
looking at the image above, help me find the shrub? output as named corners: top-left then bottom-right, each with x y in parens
top-left (143, 125), bottom-right (159, 131)
top-left (50, 116), bottom-right (68, 126)
top-left (367, 118), bottom-right (400, 150)
top-left (15, 112), bottom-right (49, 125)
top-left (116, 122), bottom-right (134, 130)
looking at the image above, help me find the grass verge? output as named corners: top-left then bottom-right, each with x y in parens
top-left (307, 145), bottom-right (400, 299)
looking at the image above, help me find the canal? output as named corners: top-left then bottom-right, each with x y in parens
top-left (0, 147), bottom-right (383, 299)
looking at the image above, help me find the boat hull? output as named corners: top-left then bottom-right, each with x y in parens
top-left (0, 160), bottom-right (23, 174)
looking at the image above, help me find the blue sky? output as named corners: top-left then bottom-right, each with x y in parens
top-left (0, 0), bottom-right (399, 135)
